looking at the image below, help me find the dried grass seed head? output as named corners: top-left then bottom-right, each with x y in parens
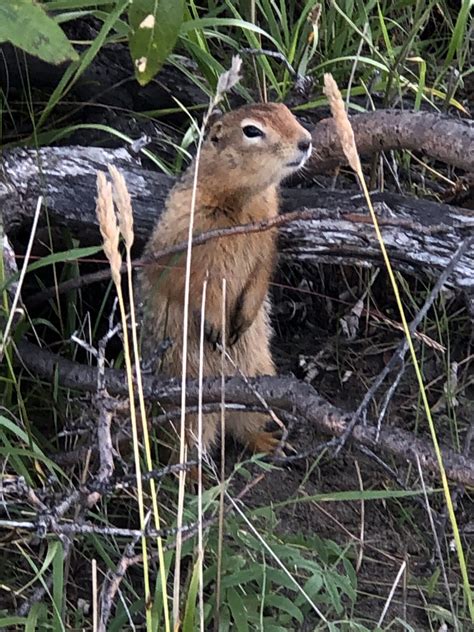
top-left (323, 73), bottom-right (361, 173)
top-left (215, 55), bottom-right (242, 103)
top-left (96, 171), bottom-right (122, 285)
top-left (108, 164), bottom-right (134, 250)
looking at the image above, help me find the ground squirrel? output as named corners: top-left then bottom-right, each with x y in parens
top-left (140, 102), bottom-right (312, 454)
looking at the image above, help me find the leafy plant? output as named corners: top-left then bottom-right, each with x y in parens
top-left (129, 0), bottom-right (186, 85)
top-left (0, 0), bottom-right (79, 64)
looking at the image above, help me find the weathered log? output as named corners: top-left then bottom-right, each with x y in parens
top-left (1, 146), bottom-right (473, 299)
top-left (309, 110), bottom-right (474, 174)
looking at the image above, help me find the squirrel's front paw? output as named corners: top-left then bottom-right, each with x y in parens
top-left (204, 320), bottom-right (222, 349)
top-left (193, 310), bottom-right (222, 349)
top-left (229, 314), bottom-right (252, 346)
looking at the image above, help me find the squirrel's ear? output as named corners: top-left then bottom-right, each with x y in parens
top-left (205, 109), bottom-right (224, 144)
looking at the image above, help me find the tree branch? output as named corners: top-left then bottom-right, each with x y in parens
top-left (308, 109), bottom-right (474, 173)
top-left (15, 340), bottom-right (474, 487)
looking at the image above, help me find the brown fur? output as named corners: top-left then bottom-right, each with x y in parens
top-left (140, 103), bottom-right (312, 453)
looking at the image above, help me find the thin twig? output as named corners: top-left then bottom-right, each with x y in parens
top-left (239, 47), bottom-right (313, 95)
top-left (27, 206), bottom-right (461, 308)
top-left (0, 517), bottom-right (196, 539)
top-left (337, 235), bottom-right (474, 453)
top-left (27, 209), bottom-right (319, 305)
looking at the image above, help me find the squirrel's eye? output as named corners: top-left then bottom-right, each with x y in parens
top-left (242, 125), bottom-right (265, 139)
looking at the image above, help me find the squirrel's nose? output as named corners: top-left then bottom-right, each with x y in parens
top-left (298, 138), bottom-right (312, 153)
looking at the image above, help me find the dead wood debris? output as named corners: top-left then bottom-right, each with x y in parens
top-left (336, 235), bottom-right (473, 453)
top-left (14, 339), bottom-right (474, 487)
top-left (308, 109), bottom-right (474, 174)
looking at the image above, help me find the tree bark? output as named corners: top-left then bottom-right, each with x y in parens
top-left (1, 146), bottom-right (473, 299)
top-left (308, 110), bottom-right (474, 174)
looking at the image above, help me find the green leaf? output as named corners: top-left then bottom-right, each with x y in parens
top-left (150, 550), bottom-right (173, 629)
top-left (26, 603), bottom-right (47, 632)
top-left (129, 0), bottom-right (185, 86)
top-left (180, 17), bottom-right (280, 50)
top-left (445, 0), bottom-right (471, 66)
top-left (0, 416), bottom-right (46, 458)
top-left (37, 0), bottom-right (129, 129)
top-left (218, 604), bottom-right (231, 632)
top-left (52, 541), bottom-right (64, 632)
top-left (220, 567), bottom-right (263, 589)
top-left (46, 0), bottom-right (117, 8)
top-left (265, 568), bottom-right (299, 592)
top-left (264, 594), bottom-right (304, 623)
top-left (0, 0), bottom-right (79, 64)
top-left (324, 574), bottom-right (343, 615)
top-left (0, 245), bottom-right (103, 294)
top-left (227, 587), bottom-right (250, 632)
top-left (260, 624), bottom-right (289, 632)
top-left (295, 573), bottom-right (323, 608)
top-left (0, 617), bottom-right (28, 627)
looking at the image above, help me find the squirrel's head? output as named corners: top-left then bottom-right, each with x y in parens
top-left (204, 103), bottom-right (312, 192)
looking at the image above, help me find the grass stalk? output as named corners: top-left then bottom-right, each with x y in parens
top-left (0, 196), bottom-right (42, 361)
top-left (323, 71), bottom-right (474, 623)
top-left (95, 172), bottom-right (152, 631)
top-left (197, 276), bottom-right (208, 632)
top-left (108, 165), bottom-right (172, 632)
top-left (172, 56), bottom-right (242, 628)
top-left (214, 278), bottom-right (227, 631)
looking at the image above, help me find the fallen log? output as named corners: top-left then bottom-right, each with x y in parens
top-left (308, 110), bottom-right (474, 174)
top-left (15, 339), bottom-right (474, 487)
top-left (1, 146), bottom-right (473, 301)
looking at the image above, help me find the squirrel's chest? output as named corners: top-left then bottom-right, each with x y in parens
top-left (195, 229), bottom-right (276, 273)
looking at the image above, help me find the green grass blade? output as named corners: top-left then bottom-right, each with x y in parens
top-left (445, 0), bottom-right (472, 66)
top-left (52, 541), bottom-right (65, 632)
top-left (181, 556), bottom-right (201, 632)
top-left (0, 245), bottom-right (103, 294)
top-left (181, 17), bottom-right (281, 50)
top-left (37, 0), bottom-right (129, 129)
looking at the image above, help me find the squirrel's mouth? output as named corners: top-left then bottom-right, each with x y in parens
top-left (286, 146), bottom-right (312, 170)
top-left (286, 154), bottom-right (310, 170)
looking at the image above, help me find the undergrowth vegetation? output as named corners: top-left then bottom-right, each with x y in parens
top-left (0, 1), bottom-right (472, 630)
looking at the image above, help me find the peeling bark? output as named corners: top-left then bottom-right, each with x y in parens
top-left (1, 146), bottom-right (473, 299)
